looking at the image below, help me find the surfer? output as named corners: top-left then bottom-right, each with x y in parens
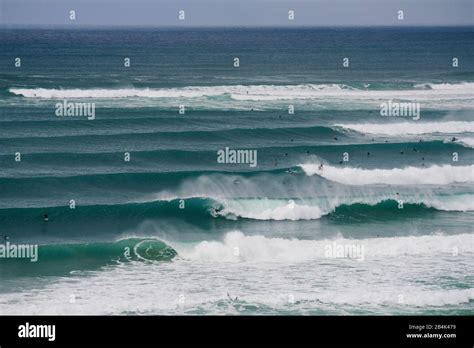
top-left (210, 207), bottom-right (222, 217)
top-left (451, 136), bottom-right (457, 142)
top-left (227, 293), bottom-right (238, 303)
top-left (367, 151), bottom-right (370, 157)
top-left (43, 213), bottom-right (49, 222)
top-left (318, 163), bottom-right (324, 171)
top-left (3, 235), bottom-right (9, 241)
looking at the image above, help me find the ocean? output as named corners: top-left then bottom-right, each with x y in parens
top-left (0, 27), bottom-right (472, 315)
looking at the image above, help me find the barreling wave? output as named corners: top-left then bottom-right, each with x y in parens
top-left (39, 238), bottom-right (176, 262)
top-left (1, 194), bottom-right (471, 227)
top-left (0, 238), bottom-right (177, 277)
top-left (335, 121), bottom-right (474, 135)
top-left (300, 164), bottom-right (474, 186)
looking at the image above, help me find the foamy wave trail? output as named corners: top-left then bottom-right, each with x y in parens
top-left (307, 288), bottom-right (474, 308)
top-left (335, 121), bottom-right (474, 135)
top-left (9, 81), bottom-right (474, 102)
top-left (458, 137), bottom-right (474, 148)
top-left (300, 164), bottom-right (474, 186)
top-left (418, 194), bottom-right (474, 212)
top-left (215, 195), bottom-right (474, 221)
top-left (218, 199), bottom-right (325, 221)
top-left (414, 82), bottom-right (474, 90)
top-left (8, 84), bottom-right (352, 99)
top-left (176, 231), bottom-right (473, 263)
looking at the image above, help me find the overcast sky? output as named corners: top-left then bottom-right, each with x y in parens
top-left (0, 0), bottom-right (473, 27)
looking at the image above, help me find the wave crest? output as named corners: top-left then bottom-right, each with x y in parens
top-left (300, 164), bottom-right (474, 186)
top-left (9, 81), bottom-right (474, 103)
top-left (177, 231), bottom-right (473, 262)
top-left (335, 121), bottom-right (474, 135)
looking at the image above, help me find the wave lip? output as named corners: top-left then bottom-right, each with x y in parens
top-left (300, 164), bottom-right (474, 186)
top-left (335, 121), bottom-right (474, 135)
top-left (37, 238), bottom-right (177, 263)
top-left (0, 238), bottom-right (177, 278)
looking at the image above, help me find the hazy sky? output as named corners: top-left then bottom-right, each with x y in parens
top-left (0, 0), bottom-right (473, 27)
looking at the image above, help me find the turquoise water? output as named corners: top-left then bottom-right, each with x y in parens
top-left (0, 28), bottom-right (473, 314)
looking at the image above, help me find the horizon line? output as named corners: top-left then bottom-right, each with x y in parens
top-left (1, 24), bottom-right (473, 30)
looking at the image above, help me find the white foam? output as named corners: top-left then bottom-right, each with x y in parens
top-left (9, 84), bottom-right (350, 99)
top-left (335, 121), bottom-right (474, 135)
top-left (9, 82), bottom-right (474, 103)
top-left (459, 137), bottom-right (474, 148)
top-left (422, 194), bottom-right (474, 212)
top-left (176, 231), bottom-right (473, 262)
top-left (300, 164), bottom-right (474, 186)
top-left (9, 87), bottom-right (225, 99)
top-left (414, 82), bottom-right (474, 90)
top-left (219, 199), bottom-right (324, 221)
top-left (304, 288), bottom-right (474, 307)
top-left (218, 195), bottom-right (474, 221)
